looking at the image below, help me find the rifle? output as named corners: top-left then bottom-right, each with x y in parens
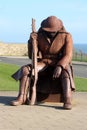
top-left (30, 18), bottom-right (38, 105)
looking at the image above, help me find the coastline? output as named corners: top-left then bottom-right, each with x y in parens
top-left (74, 43), bottom-right (87, 54)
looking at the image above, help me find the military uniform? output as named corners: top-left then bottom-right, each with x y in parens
top-left (11, 16), bottom-right (75, 109)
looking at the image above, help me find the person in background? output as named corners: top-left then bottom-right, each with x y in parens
top-left (11, 16), bottom-right (75, 110)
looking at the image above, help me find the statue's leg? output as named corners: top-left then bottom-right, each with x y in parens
top-left (61, 70), bottom-right (72, 110)
top-left (11, 66), bottom-right (30, 106)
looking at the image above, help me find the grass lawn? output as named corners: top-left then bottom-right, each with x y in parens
top-left (74, 77), bottom-right (87, 91)
top-left (0, 62), bottom-right (87, 91)
top-left (0, 63), bottom-right (19, 91)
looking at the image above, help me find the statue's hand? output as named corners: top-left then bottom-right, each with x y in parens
top-left (53, 66), bottom-right (62, 79)
top-left (30, 32), bottom-right (37, 40)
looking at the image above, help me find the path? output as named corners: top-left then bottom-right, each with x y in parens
top-left (0, 91), bottom-right (87, 130)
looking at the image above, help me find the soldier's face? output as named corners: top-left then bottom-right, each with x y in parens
top-left (44, 30), bottom-right (57, 38)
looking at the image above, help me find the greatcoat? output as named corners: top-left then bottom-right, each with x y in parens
top-left (28, 29), bottom-right (75, 91)
top-left (12, 28), bottom-right (75, 101)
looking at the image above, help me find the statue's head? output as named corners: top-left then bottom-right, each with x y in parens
top-left (41, 16), bottom-right (63, 32)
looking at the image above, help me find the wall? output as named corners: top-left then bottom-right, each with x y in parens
top-left (0, 42), bottom-right (28, 56)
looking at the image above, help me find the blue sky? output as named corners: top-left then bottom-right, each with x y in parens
top-left (0, 0), bottom-right (87, 44)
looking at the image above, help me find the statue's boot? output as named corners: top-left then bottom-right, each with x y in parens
top-left (11, 75), bottom-right (29, 106)
top-left (62, 78), bottom-right (72, 110)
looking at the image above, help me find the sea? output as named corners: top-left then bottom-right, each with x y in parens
top-left (74, 44), bottom-right (87, 54)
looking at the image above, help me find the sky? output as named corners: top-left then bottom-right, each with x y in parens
top-left (0, 0), bottom-right (87, 44)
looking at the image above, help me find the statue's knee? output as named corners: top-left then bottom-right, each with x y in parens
top-left (61, 70), bottom-right (69, 79)
top-left (22, 66), bottom-right (30, 76)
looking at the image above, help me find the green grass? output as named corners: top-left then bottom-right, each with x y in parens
top-left (73, 58), bottom-right (87, 62)
top-left (74, 77), bottom-right (87, 92)
top-left (0, 63), bottom-right (19, 91)
top-left (0, 62), bottom-right (87, 92)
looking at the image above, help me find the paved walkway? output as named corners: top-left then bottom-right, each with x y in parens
top-left (0, 91), bottom-right (87, 130)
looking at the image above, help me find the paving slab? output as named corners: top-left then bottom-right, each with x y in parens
top-left (0, 91), bottom-right (87, 130)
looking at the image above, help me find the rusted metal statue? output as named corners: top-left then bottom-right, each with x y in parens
top-left (11, 16), bottom-right (75, 110)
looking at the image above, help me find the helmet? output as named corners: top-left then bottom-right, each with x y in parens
top-left (41, 16), bottom-right (63, 32)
